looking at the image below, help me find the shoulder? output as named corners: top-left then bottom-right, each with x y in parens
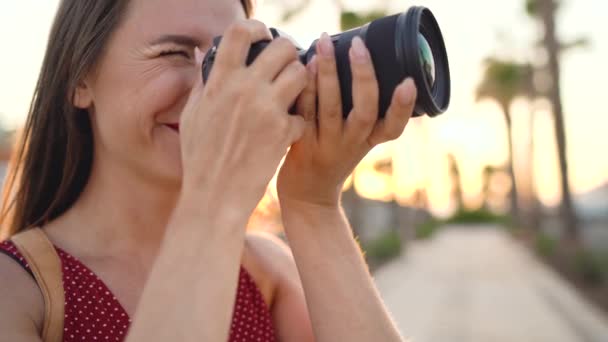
top-left (244, 231), bottom-right (296, 281)
top-left (243, 232), bottom-right (315, 341)
top-left (0, 248), bottom-right (44, 341)
top-left (242, 231), bottom-right (298, 307)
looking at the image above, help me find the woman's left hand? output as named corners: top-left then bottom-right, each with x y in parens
top-left (276, 33), bottom-right (418, 210)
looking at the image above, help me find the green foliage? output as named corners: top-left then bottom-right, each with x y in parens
top-left (525, 0), bottom-right (562, 18)
top-left (525, 0), bottom-right (539, 17)
top-left (573, 249), bottom-right (608, 285)
top-left (279, 0), bottom-right (312, 23)
top-left (535, 233), bottom-right (557, 257)
top-left (340, 11), bottom-right (387, 31)
top-left (416, 219), bottom-right (441, 240)
top-left (412, 209), bottom-right (509, 241)
top-left (445, 209), bottom-right (510, 226)
top-left (362, 230), bottom-right (402, 262)
top-left (476, 58), bottom-right (533, 109)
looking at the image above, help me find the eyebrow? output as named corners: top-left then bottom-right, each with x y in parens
top-left (150, 34), bottom-right (201, 47)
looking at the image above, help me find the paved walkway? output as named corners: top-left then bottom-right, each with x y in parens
top-left (373, 225), bottom-right (608, 342)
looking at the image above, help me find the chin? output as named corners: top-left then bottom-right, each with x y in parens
top-left (160, 162), bottom-right (183, 189)
top-left (144, 156), bottom-right (183, 192)
top-left (146, 125), bottom-right (183, 190)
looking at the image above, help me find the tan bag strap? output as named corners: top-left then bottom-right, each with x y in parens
top-left (12, 227), bottom-right (65, 342)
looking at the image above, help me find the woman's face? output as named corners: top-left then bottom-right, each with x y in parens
top-left (77, 0), bottom-right (245, 189)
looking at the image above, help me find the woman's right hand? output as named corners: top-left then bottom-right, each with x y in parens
top-left (179, 20), bottom-right (308, 216)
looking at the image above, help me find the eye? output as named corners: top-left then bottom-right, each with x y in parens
top-left (159, 49), bottom-right (192, 59)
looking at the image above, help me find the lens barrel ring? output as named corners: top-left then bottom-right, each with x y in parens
top-left (397, 7), bottom-right (450, 117)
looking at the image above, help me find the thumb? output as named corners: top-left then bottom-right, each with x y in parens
top-left (181, 47), bottom-right (206, 127)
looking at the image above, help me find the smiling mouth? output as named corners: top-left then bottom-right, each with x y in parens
top-left (165, 123), bottom-right (179, 133)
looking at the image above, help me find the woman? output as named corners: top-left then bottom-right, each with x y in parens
top-left (0, 0), bottom-right (417, 341)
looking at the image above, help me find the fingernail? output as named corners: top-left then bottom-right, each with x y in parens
top-left (318, 32), bottom-right (334, 58)
top-left (350, 36), bottom-right (369, 63)
top-left (399, 78), bottom-right (416, 105)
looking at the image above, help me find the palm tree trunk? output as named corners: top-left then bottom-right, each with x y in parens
top-left (528, 107), bottom-right (541, 232)
top-left (502, 105), bottom-right (519, 225)
top-left (539, 0), bottom-right (579, 240)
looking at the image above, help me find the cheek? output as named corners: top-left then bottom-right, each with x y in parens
top-left (92, 65), bottom-right (194, 149)
top-left (134, 68), bottom-right (195, 120)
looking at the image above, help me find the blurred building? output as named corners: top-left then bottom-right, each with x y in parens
top-left (342, 188), bottom-right (430, 244)
top-left (575, 183), bottom-right (608, 222)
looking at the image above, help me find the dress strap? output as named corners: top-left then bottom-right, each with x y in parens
top-left (12, 227), bottom-right (65, 342)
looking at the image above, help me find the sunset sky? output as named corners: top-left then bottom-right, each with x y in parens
top-left (1, 0), bottom-right (606, 216)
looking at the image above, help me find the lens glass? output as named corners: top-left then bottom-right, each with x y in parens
top-left (418, 33), bottom-right (436, 88)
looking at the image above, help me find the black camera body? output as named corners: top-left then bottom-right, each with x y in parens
top-left (203, 6), bottom-right (450, 119)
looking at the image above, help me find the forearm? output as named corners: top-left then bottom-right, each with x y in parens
top-left (281, 202), bottom-right (404, 342)
top-left (126, 191), bottom-right (249, 342)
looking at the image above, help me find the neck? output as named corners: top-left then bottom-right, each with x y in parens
top-left (48, 158), bottom-right (180, 263)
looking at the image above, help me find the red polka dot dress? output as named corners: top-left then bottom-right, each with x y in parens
top-left (0, 240), bottom-right (276, 342)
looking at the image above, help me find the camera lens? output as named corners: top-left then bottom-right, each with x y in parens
top-left (202, 6), bottom-right (451, 118)
top-left (418, 33), bottom-right (435, 89)
top-left (395, 7), bottom-right (450, 117)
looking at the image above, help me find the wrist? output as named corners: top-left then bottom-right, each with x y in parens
top-left (278, 186), bottom-right (343, 211)
top-left (277, 181), bottom-right (343, 209)
top-left (280, 197), bottom-right (341, 215)
top-left (280, 198), bottom-right (344, 228)
top-left (170, 188), bottom-right (250, 236)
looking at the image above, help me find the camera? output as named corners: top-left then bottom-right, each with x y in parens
top-left (202, 6), bottom-right (450, 118)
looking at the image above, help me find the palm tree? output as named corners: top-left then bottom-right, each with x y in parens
top-left (525, 0), bottom-right (587, 240)
top-left (447, 154), bottom-right (464, 211)
top-left (269, 0), bottom-right (389, 30)
top-left (476, 58), bottom-right (534, 225)
top-left (526, 102), bottom-right (542, 231)
top-left (481, 165), bottom-right (496, 211)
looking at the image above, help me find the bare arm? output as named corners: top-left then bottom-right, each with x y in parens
top-left (125, 193), bottom-right (249, 342)
top-left (245, 232), bottom-right (316, 342)
top-left (281, 203), bottom-right (404, 342)
top-left (275, 31), bottom-right (416, 342)
top-left (0, 254), bottom-right (44, 342)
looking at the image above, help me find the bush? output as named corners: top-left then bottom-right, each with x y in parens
top-left (416, 219), bottom-right (440, 240)
top-left (363, 230), bottom-right (402, 263)
top-left (573, 249), bottom-right (608, 285)
top-left (446, 209), bottom-right (510, 225)
top-left (535, 233), bottom-right (557, 257)
top-left (412, 209), bottom-right (507, 241)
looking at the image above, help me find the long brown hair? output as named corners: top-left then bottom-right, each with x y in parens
top-left (0, 0), bottom-right (255, 239)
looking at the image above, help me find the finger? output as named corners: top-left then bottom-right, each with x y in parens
top-left (368, 78), bottom-right (417, 146)
top-left (296, 56), bottom-right (318, 122)
top-left (214, 20), bottom-right (272, 73)
top-left (251, 37), bottom-right (300, 81)
top-left (296, 57), bottom-right (319, 142)
top-left (344, 37), bottom-right (379, 144)
top-left (272, 60), bottom-right (308, 110)
top-left (285, 114), bottom-right (307, 145)
top-left (316, 32), bottom-right (343, 141)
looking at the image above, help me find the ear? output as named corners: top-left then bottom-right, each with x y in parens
top-left (72, 79), bottom-right (93, 109)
